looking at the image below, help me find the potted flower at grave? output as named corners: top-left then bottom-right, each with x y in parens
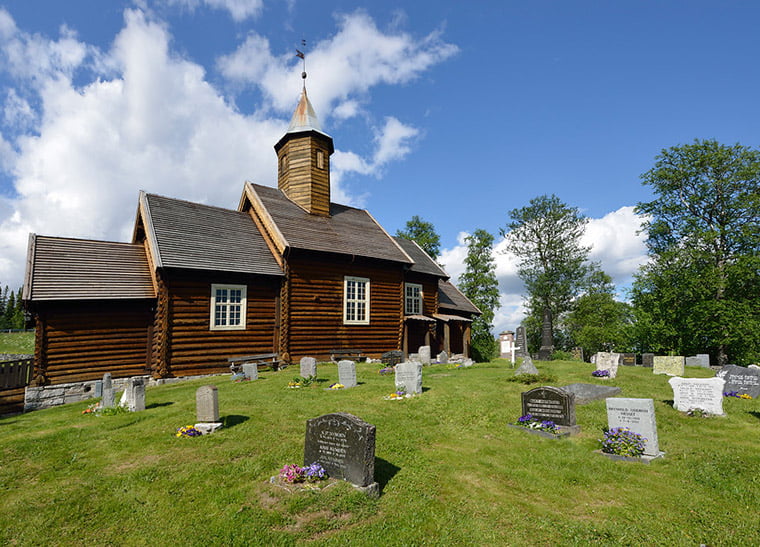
top-left (592, 369), bottom-right (610, 378)
top-left (599, 427), bottom-right (646, 458)
top-left (514, 414), bottom-right (560, 435)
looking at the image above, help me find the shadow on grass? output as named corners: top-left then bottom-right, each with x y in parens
top-left (223, 415), bottom-right (250, 428)
top-left (748, 411), bottom-right (760, 421)
top-left (662, 399), bottom-right (675, 408)
top-left (374, 457), bottom-right (400, 491)
top-left (147, 402), bottom-right (174, 409)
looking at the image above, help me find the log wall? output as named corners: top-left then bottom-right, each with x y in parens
top-left (32, 300), bottom-right (153, 385)
top-left (161, 270), bottom-right (280, 377)
top-left (285, 252), bottom-right (404, 361)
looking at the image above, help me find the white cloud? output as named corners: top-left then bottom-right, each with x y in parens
top-left (217, 11), bottom-right (458, 118)
top-left (164, 0), bottom-right (263, 21)
top-left (439, 206), bottom-right (649, 335)
top-left (0, 8), bottom-right (456, 289)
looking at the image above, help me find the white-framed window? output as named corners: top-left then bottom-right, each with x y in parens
top-left (344, 276), bottom-right (370, 325)
top-left (210, 284), bottom-right (247, 330)
top-left (405, 283), bottom-right (423, 315)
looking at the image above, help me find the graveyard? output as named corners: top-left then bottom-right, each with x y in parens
top-left (1, 358), bottom-right (759, 545)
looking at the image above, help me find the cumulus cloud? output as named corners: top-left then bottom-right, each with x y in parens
top-left (164, 0), bottom-right (263, 21)
top-left (0, 7), bottom-right (456, 288)
top-left (439, 206), bottom-right (649, 334)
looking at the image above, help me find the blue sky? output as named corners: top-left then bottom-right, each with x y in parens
top-left (1, 1), bottom-right (758, 333)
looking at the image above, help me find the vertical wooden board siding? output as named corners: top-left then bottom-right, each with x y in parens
top-left (286, 254), bottom-right (404, 361)
top-left (39, 300), bottom-right (153, 384)
top-left (163, 271), bottom-right (279, 376)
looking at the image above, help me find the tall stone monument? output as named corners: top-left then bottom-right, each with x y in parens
top-left (537, 308), bottom-right (554, 361)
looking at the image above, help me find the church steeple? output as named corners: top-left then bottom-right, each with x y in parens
top-left (274, 68), bottom-right (334, 217)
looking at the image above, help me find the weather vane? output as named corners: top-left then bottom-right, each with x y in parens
top-left (296, 39), bottom-right (307, 82)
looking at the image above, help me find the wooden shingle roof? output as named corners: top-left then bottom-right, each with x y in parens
top-left (247, 183), bottom-right (413, 265)
top-left (438, 279), bottom-right (481, 315)
top-left (140, 192), bottom-right (283, 277)
top-left (393, 237), bottom-right (448, 278)
top-left (24, 235), bottom-right (155, 301)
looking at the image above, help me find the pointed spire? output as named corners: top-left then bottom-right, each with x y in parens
top-left (287, 88), bottom-right (323, 133)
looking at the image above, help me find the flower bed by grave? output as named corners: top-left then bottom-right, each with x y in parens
top-left (596, 427), bottom-right (648, 462)
top-left (508, 414), bottom-right (569, 438)
top-left (270, 462), bottom-right (335, 492)
top-left (592, 369), bottom-right (610, 378)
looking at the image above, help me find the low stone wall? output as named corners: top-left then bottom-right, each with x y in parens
top-left (23, 373), bottom-right (226, 412)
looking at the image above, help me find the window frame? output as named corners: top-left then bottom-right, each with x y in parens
top-left (405, 282), bottom-right (423, 316)
top-left (209, 284), bottom-right (247, 331)
top-left (343, 276), bottom-right (370, 325)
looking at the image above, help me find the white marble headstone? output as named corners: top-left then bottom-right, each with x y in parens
top-left (300, 356), bottom-right (317, 378)
top-left (338, 360), bottom-right (357, 388)
top-left (395, 361), bottom-right (423, 394)
top-left (669, 376), bottom-right (725, 415)
top-left (596, 352), bottom-right (621, 379)
top-left (606, 398), bottom-right (661, 457)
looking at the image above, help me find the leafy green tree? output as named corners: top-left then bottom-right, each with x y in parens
top-left (502, 194), bottom-right (592, 352)
top-left (458, 229), bottom-right (500, 362)
top-left (564, 270), bottom-right (633, 357)
top-left (396, 215), bottom-right (441, 260)
top-left (633, 140), bottom-right (760, 365)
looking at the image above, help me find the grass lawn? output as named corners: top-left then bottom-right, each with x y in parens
top-left (1, 358), bottom-right (758, 545)
top-left (0, 331), bottom-right (34, 354)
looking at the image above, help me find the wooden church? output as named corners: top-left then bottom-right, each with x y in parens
top-left (22, 84), bottom-right (479, 387)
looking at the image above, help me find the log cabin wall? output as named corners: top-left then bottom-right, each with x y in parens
top-left (285, 251), bottom-right (404, 362)
top-left (31, 300), bottom-right (154, 385)
top-left (403, 272), bottom-right (439, 318)
top-left (161, 269), bottom-right (280, 377)
top-left (403, 272), bottom-right (442, 354)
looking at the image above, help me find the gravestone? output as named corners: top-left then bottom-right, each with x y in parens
top-left (395, 361), bottom-right (423, 394)
top-left (337, 360), bottom-right (357, 388)
top-left (561, 383), bottom-right (621, 404)
top-left (571, 347), bottom-right (584, 362)
top-left (418, 346), bottom-right (431, 365)
top-left (304, 412), bottom-right (378, 494)
top-left (437, 351), bottom-right (448, 364)
top-left (605, 398), bottom-right (663, 459)
top-left (196, 385), bottom-right (220, 422)
top-left (241, 363), bottom-right (258, 381)
top-left (685, 355), bottom-right (710, 368)
top-left (653, 356), bottom-right (684, 376)
top-left (537, 309), bottom-right (554, 360)
top-left (124, 377), bottom-right (145, 412)
top-left (715, 365), bottom-right (760, 398)
top-left (515, 356), bottom-right (539, 376)
top-left (521, 386), bottom-right (578, 430)
top-left (515, 326), bottom-right (528, 357)
top-left (641, 353), bottom-right (654, 368)
top-left (595, 352), bottom-right (621, 379)
top-left (669, 377), bottom-right (725, 415)
top-left (101, 372), bottom-right (115, 409)
top-left (300, 356), bottom-right (317, 378)
top-left (621, 353), bottom-right (636, 366)
top-left (381, 350), bottom-right (404, 366)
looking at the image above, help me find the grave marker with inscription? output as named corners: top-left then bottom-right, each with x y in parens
top-left (596, 352), bottom-right (621, 378)
top-left (196, 385), bottom-right (220, 422)
top-left (241, 363), bottom-right (258, 381)
top-left (300, 357), bottom-right (317, 378)
top-left (101, 372), bottom-right (114, 408)
top-left (621, 353), bottom-right (636, 366)
top-left (606, 398), bottom-right (663, 458)
top-left (304, 412), bottom-right (378, 494)
top-left (418, 346), bottom-right (431, 365)
top-left (338, 360), bottom-right (357, 388)
top-left (515, 326), bottom-right (528, 357)
top-left (641, 353), bottom-right (654, 368)
top-left (123, 377), bottom-right (145, 412)
top-left (653, 356), bottom-right (685, 376)
top-left (521, 386), bottom-right (577, 429)
top-left (669, 377), bottom-right (725, 415)
top-left (395, 361), bottom-right (423, 394)
top-left (715, 365), bottom-right (760, 398)
top-left (685, 354), bottom-right (710, 368)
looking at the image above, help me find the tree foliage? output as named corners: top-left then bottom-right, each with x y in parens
top-left (396, 215), bottom-right (441, 260)
top-left (632, 140), bottom-right (760, 365)
top-left (503, 194), bottom-right (592, 349)
top-left (564, 270), bottom-right (633, 357)
top-left (0, 285), bottom-right (25, 330)
top-left (458, 229), bottom-right (500, 362)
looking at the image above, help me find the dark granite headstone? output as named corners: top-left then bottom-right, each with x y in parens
top-left (560, 383), bottom-right (622, 404)
top-left (621, 353), bottom-right (636, 366)
top-left (642, 353), bottom-right (654, 368)
top-left (382, 350), bottom-right (404, 366)
top-left (304, 412), bottom-right (376, 488)
top-left (521, 386), bottom-right (576, 427)
top-left (515, 326), bottom-right (529, 358)
top-left (715, 365), bottom-right (760, 398)
top-left (538, 309), bottom-right (553, 360)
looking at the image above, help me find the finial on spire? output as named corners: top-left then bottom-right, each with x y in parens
top-left (296, 39), bottom-right (307, 84)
